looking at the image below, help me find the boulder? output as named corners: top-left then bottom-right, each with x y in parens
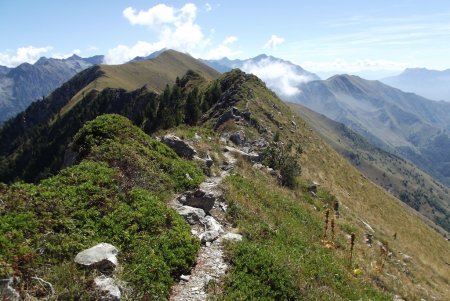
top-left (179, 189), bottom-right (216, 213)
top-left (203, 215), bottom-right (223, 233)
top-left (175, 205), bottom-right (206, 225)
top-left (75, 243), bottom-right (118, 274)
top-left (229, 132), bottom-right (246, 146)
top-left (94, 275), bottom-right (121, 301)
top-left (162, 134), bottom-right (197, 159)
top-left (224, 146), bottom-right (260, 162)
top-left (0, 278), bottom-right (20, 301)
top-left (199, 230), bottom-right (219, 243)
top-left (220, 233), bottom-right (243, 242)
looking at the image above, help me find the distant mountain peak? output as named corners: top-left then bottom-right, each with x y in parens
top-left (129, 48), bottom-right (168, 62)
top-left (35, 56), bottom-right (50, 65)
top-left (67, 54), bottom-right (83, 60)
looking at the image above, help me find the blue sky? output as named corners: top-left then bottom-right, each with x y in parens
top-left (2, 0), bottom-right (450, 78)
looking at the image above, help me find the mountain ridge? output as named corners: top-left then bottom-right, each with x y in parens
top-left (0, 54), bottom-right (105, 123)
top-left (293, 74), bottom-right (450, 186)
top-left (382, 67), bottom-right (450, 102)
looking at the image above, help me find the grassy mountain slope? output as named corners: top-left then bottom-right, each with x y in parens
top-left (59, 50), bottom-right (219, 115)
top-left (0, 54), bottom-right (449, 299)
top-left (289, 102), bottom-right (450, 233)
top-left (183, 69), bottom-right (448, 299)
top-left (294, 74), bottom-right (450, 186)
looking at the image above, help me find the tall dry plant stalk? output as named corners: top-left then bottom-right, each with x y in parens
top-left (323, 209), bottom-right (330, 238)
top-left (377, 243), bottom-right (388, 272)
top-left (331, 218), bottom-right (335, 240)
top-left (349, 233), bottom-right (355, 268)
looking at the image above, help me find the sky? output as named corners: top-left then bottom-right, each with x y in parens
top-left (2, 0), bottom-right (450, 79)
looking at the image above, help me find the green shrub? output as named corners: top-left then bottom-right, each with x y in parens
top-left (262, 139), bottom-right (302, 188)
top-left (223, 243), bottom-right (299, 301)
top-left (0, 115), bottom-right (204, 298)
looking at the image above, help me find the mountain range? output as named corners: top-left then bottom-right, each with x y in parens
top-left (0, 50), bottom-right (448, 300)
top-left (382, 67), bottom-right (450, 102)
top-left (292, 74), bottom-right (450, 187)
top-left (0, 54), bottom-right (104, 123)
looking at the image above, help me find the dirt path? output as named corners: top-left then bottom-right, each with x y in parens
top-left (169, 149), bottom-right (239, 301)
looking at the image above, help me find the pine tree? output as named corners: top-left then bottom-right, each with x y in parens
top-left (185, 87), bottom-right (201, 125)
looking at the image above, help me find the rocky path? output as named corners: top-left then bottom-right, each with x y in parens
top-left (169, 148), bottom-right (241, 301)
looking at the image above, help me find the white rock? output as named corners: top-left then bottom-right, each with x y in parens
top-left (203, 216), bottom-right (223, 233)
top-left (94, 275), bottom-right (121, 300)
top-left (199, 230), bottom-right (219, 243)
top-left (75, 243), bottom-right (118, 274)
top-left (220, 233), bottom-right (243, 242)
top-left (180, 274), bottom-right (190, 281)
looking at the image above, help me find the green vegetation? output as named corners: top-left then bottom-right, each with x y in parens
top-left (0, 114), bottom-right (203, 299)
top-left (262, 135), bottom-right (303, 188)
top-left (218, 171), bottom-right (389, 300)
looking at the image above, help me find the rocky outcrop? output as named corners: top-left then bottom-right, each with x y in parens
top-left (229, 131), bottom-right (246, 146)
top-left (199, 230), bottom-right (220, 243)
top-left (94, 275), bottom-right (121, 301)
top-left (0, 277), bottom-right (20, 301)
top-left (175, 205), bottom-right (206, 225)
top-left (224, 145), bottom-right (260, 162)
top-left (162, 135), bottom-right (197, 159)
top-left (74, 243), bottom-right (118, 275)
top-left (203, 216), bottom-right (223, 233)
top-left (178, 189), bottom-right (217, 213)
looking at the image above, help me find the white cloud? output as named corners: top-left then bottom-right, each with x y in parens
top-left (106, 41), bottom-right (166, 64)
top-left (301, 58), bottom-right (411, 73)
top-left (205, 3), bottom-right (212, 12)
top-left (0, 46), bottom-right (52, 67)
top-left (204, 36), bottom-right (240, 59)
top-left (241, 58), bottom-right (315, 97)
top-left (106, 3), bottom-right (208, 64)
top-left (87, 45), bottom-right (99, 52)
top-left (264, 35), bottom-right (285, 50)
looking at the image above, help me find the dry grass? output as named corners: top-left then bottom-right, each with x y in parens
top-left (59, 50), bottom-right (220, 116)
